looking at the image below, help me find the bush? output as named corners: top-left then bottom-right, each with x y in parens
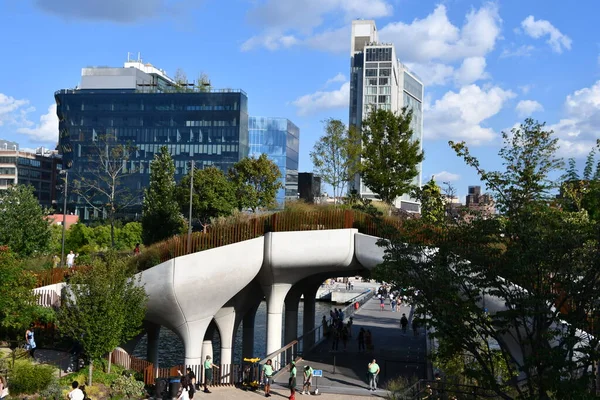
top-left (111, 374), bottom-right (145, 398)
top-left (385, 375), bottom-right (419, 399)
top-left (8, 359), bottom-right (55, 395)
top-left (39, 379), bottom-right (63, 400)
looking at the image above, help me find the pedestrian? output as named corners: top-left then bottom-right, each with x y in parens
top-left (52, 254), bottom-right (60, 268)
top-left (66, 250), bottom-right (75, 268)
top-left (176, 375), bottom-right (190, 400)
top-left (367, 359), bottom-right (380, 392)
top-left (358, 327), bottom-right (365, 352)
top-left (379, 296), bottom-right (385, 311)
top-left (331, 327), bottom-right (340, 351)
top-left (203, 355), bottom-right (219, 393)
top-left (400, 313), bottom-right (408, 334)
top-left (186, 367), bottom-right (197, 398)
top-left (0, 376), bottom-right (8, 400)
top-left (133, 243), bottom-right (141, 255)
top-left (341, 325), bottom-right (349, 350)
top-left (288, 361), bottom-right (297, 395)
top-left (25, 323), bottom-right (36, 359)
top-left (391, 298), bottom-right (397, 312)
top-left (347, 317), bottom-right (353, 338)
top-left (302, 365), bottom-right (313, 395)
top-left (68, 381), bottom-right (84, 400)
top-left (263, 359), bottom-right (274, 397)
top-left (339, 308), bottom-right (344, 321)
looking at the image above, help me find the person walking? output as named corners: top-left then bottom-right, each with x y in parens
top-left (302, 365), bottom-right (313, 395)
top-left (358, 328), bottom-right (365, 352)
top-left (186, 367), bottom-right (197, 398)
top-left (289, 361), bottom-right (297, 396)
top-left (203, 355), bottom-right (219, 393)
top-left (379, 296), bottom-right (385, 311)
top-left (367, 359), bottom-right (380, 392)
top-left (176, 375), bottom-right (190, 400)
top-left (66, 250), bottom-right (76, 268)
top-left (400, 314), bottom-right (408, 334)
top-left (25, 323), bottom-right (36, 359)
top-left (263, 359), bottom-right (274, 398)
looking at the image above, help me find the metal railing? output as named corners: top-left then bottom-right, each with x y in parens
top-left (397, 379), bottom-right (502, 399)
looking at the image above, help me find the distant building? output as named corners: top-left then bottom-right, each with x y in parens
top-left (298, 173), bottom-right (322, 204)
top-left (349, 20), bottom-right (424, 213)
top-left (0, 140), bottom-right (18, 151)
top-left (47, 214), bottom-right (79, 229)
top-left (55, 56), bottom-right (249, 219)
top-left (248, 117), bottom-right (299, 207)
top-left (0, 147), bottom-right (62, 209)
top-left (465, 186), bottom-right (495, 216)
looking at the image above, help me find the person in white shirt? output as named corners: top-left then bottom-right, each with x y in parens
top-left (68, 381), bottom-right (84, 400)
top-left (66, 251), bottom-right (76, 268)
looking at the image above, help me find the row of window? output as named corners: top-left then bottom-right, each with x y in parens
top-left (366, 78), bottom-right (389, 86)
top-left (365, 68), bottom-right (391, 77)
top-left (185, 120), bottom-right (237, 127)
top-left (365, 86), bottom-right (391, 95)
top-left (0, 157), bottom-right (16, 164)
top-left (71, 102), bottom-right (241, 112)
top-left (18, 158), bottom-right (42, 167)
top-left (0, 168), bottom-right (15, 175)
top-left (365, 47), bottom-right (393, 62)
top-left (364, 95), bottom-right (391, 104)
top-left (18, 169), bottom-right (42, 178)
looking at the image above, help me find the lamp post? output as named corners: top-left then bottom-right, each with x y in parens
top-left (60, 170), bottom-right (68, 267)
top-left (187, 160), bottom-right (194, 254)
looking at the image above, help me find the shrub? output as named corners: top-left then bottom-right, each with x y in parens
top-left (39, 379), bottom-right (63, 400)
top-left (8, 359), bottom-right (55, 395)
top-left (385, 375), bottom-right (419, 400)
top-left (111, 374), bottom-right (145, 398)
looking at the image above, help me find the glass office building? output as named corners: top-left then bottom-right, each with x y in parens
top-left (248, 117), bottom-right (299, 207)
top-left (55, 60), bottom-right (248, 219)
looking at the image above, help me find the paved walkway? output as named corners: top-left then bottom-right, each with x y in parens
top-left (273, 297), bottom-right (427, 397)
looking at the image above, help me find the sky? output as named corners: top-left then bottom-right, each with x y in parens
top-left (1, 0), bottom-right (599, 201)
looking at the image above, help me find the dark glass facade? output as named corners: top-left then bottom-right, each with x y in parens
top-left (55, 89), bottom-right (248, 218)
top-left (248, 117), bottom-right (299, 207)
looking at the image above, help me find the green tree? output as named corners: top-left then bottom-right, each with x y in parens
top-left (373, 119), bottom-right (600, 398)
top-left (57, 253), bottom-right (147, 385)
top-left (142, 146), bottom-right (185, 245)
top-left (176, 166), bottom-right (236, 223)
top-left (65, 223), bottom-right (96, 254)
top-left (0, 185), bottom-right (50, 257)
top-left (0, 247), bottom-right (39, 331)
top-left (310, 119), bottom-right (361, 203)
top-left (360, 108), bottom-right (424, 207)
top-left (117, 222), bottom-right (143, 250)
top-left (418, 176), bottom-right (445, 224)
top-left (229, 154), bottom-right (283, 211)
top-left (72, 135), bottom-right (140, 248)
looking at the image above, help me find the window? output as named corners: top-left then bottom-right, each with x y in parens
top-left (364, 95), bottom-right (377, 104)
top-left (367, 78), bottom-right (378, 86)
top-left (0, 167), bottom-right (15, 175)
top-left (366, 87), bottom-right (378, 95)
top-left (379, 86), bottom-right (391, 95)
top-left (379, 69), bottom-right (391, 77)
top-left (378, 95), bottom-right (390, 104)
top-left (379, 78), bottom-right (388, 85)
top-left (365, 69), bottom-right (378, 77)
top-left (0, 157), bottom-right (16, 164)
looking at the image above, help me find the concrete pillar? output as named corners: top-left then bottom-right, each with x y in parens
top-left (284, 301), bottom-right (299, 345)
top-left (303, 286), bottom-right (318, 350)
top-left (146, 322), bottom-right (161, 368)
top-left (263, 283), bottom-right (292, 357)
top-left (214, 305), bottom-right (236, 367)
top-left (242, 304), bottom-right (259, 360)
top-left (182, 318), bottom-right (211, 366)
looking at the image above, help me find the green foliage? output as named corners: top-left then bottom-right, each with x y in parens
top-left (417, 177), bottom-right (446, 224)
top-left (142, 146), bottom-right (185, 245)
top-left (0, 248), bottom-right (39, 330)
top-left (385, 375), bottom-right (419, 399)
top-left (0, 185), bottom-right (51, 257)
top-left (561, 141), bottom-right (600, 222)
top-left (176, 166), bottom-right (237, 222)
top-left (39, 379), bottom-right (64, 400)
top-left (310, 119), bottom-right (361, 202)
top-left (375, 119), bottom-right (600, 399)
top-left (229, 154), bottom-right (284, 211)
top-left (116, 222), bottom-right (142, 250)
top-left (360, 108), bottom-right (424, 206)
top-left (8, 359), bottom-right (55, 395)
top-left (57, 252), bottom-right (147, 385)
top-left (111, 374), bottom-right (145, 398)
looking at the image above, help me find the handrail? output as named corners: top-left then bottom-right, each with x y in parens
top-left (259, 340), bottom-right (298, 366)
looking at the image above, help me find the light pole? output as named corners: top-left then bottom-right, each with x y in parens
top-left (60, 170), bottom-right (68, 267)
top-left (187, 160), bottom-right (194, 254)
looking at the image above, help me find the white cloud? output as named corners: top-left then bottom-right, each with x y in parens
top-left (241, 33), bottom-right (299, 51)
top-left (500, 44), bottom-right (535, 58)
top-left (454, 57), bottom-right (489, 85)
top-left (0, 93), bottom-right (30, 126)
top-left (519, 84), bottom-right (533, 94)
top-left (325, 73), bottom-right (346, 86)
top-left (292, 81), bottom-right (350, 116)
top-left (521, 16), bottom-right (572, 53)
top-left (548, 81), bottom-right (600, 157)
top-left (17, 104), bottom-right (59, 143)
top-left (515, 100), bottom-right (544, 117)
top-left (405, 62), bottom-right (454, 86)
top-left (433, 171), bottom-right (460, 182)
top-left (425, 84), bottom-right (516, 144)
top-left (304, 26), bottom-right (350, 53)
top-left (379, 3), bottom-right (501, 63)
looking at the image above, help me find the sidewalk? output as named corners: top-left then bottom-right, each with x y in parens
top-left (274, 297), bottom-right (427, 396)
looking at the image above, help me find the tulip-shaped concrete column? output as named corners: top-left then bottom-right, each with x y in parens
top-left (146, 322), bottom-right (161, 368)
top-left (284, 286), bottom-right (304, 346)
top-left (263, 283), bottom-right (292, 357)
top-left (303, 285), bottom-right (319, 350)
top-left (214, 304), bottom-right (235, 368)
top-left (242, 304), bottom-right (260, 359)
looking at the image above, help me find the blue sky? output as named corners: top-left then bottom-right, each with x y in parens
top-left (1, 0), bottom-right (599, 201)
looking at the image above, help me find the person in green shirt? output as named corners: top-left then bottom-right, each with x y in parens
top-left (262, 359), bottom-right (274, 398)
top-left (302, 365), bottom-right (314, 395)
top-left (368, 359), bottom-right (380, 392)
top-left (203, 355), bottom-right (219, 394)
top-left (288, 361), bottom-right (297, 395)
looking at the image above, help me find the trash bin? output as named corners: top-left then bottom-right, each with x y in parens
top-left (155, 377), bottom-right (168, 399)
top-left (169, 377), bottom-right (181, 399)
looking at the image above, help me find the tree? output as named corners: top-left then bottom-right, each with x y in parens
top-left (418, 176), bottom-right (445, 224)
top-left (196, 72), bottom-right (212, 92)
top-left (0, 247), bottom-right (39, 331)
top-left (176, 166), bottom-right (236, 224)
top-left (360, 108), bottom-right (424, 207)
top-left (310, 119), bottom-right (360, 204)
top-left (72, 135), bottom-right (140, 248)
top-left (0, 185), bottom-right (50, 257)
top-left (57, 253), bottom-right (147, 385)
top-left (228, 154), bottom-right (284, 212)
top-left (373, 119), bottom-right (600, 398)
top-left (142, 146), bottom-right (185, 245)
